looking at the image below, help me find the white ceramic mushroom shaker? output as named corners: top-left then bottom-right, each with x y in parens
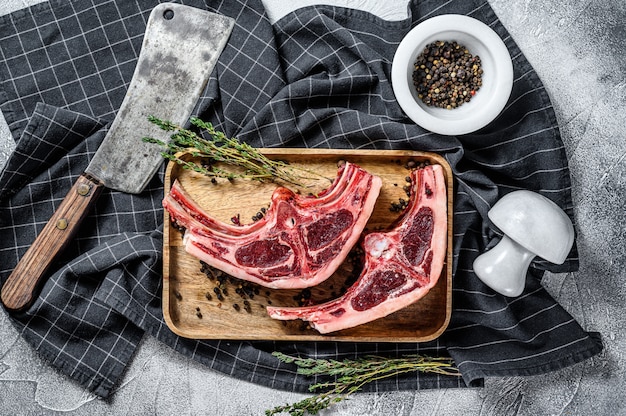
top-left (472, 190), bottom-right (575, 297)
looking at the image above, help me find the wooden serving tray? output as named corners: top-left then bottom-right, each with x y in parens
top-left (163, 149), bottom-right (453, 342)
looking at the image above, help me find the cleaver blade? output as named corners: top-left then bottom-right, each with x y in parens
top-left (89, 3), bottom-right (233, 194)
top-left (0, 3), bottom-right (234, 311)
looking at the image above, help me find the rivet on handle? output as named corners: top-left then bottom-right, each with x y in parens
top-left (56, 218), bottom-right (68, 230)
top-left (77, 183), bottom-right (91, 196)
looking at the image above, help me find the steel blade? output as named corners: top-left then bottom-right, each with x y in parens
top-left (86, 3), bottom-right (234, 194)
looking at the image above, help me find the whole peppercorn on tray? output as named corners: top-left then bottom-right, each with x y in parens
top-left (162, 149), bottom-right (453, 342)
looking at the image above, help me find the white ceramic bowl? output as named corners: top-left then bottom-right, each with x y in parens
top-left (391, 14), bottom-right (513, 135)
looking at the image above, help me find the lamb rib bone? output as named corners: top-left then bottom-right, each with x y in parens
top-left (266, 164), bottom-right (447, 333)
top-left (163, 161), bottom-right (383, 289)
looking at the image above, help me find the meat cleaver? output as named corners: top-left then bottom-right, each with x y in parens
top-left (1, 3), bottom-right (234, 311)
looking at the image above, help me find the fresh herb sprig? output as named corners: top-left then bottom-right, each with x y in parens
top-left (266, 352), bottom-right (461, 415)
top-left (143, 116), bottom-right (320, 187)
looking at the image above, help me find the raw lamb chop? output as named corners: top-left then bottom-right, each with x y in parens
top-left (266, 164), bottom-right (447, 333)
top-left (163, 161), bottom-right (382, 289)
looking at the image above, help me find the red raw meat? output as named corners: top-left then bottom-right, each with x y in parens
top-left (163, 161), bottom-right (382, 289)
top-left (266, 164), bottom-right (447, 333)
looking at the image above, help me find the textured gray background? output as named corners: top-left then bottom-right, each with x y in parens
top-left (0, 0), bottom-right (623, 415)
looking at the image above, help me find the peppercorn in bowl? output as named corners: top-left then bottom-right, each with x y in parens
top-left (391, 14), bottom-right (513, 135)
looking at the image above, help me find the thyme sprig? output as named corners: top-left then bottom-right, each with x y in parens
top-left (143, 116), bottom-right (321, 187)
top-left (266, 352), bottom-right (461, 415)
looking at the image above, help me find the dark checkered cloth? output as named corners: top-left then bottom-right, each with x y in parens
top-left (0, 0), bottom-right (602, 398)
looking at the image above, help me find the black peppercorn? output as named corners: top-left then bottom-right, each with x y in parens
top-left (412, 40), bottom-right (482, 109)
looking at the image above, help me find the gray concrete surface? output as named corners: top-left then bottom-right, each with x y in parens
top-left (1, 0), bottom-right (624, 415)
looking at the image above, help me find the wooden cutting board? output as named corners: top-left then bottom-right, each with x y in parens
top-left (162, 149), bottom-right (453, 342)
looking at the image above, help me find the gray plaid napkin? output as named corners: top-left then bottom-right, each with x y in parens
top-left (0, 0), bottom-right (602, 398)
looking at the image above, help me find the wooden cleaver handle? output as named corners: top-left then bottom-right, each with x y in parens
top-left (1, 173), bottom-right (104, 311)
